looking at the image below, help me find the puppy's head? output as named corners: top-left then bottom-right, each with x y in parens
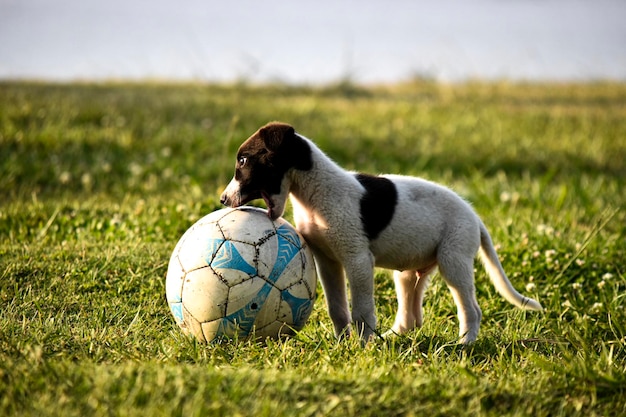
top-left (220, 122), bottom-right (311, 220)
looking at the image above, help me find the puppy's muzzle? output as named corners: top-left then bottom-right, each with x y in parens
top-left (219, 191), bottom-right (231, 206)
top-left (220, 191), bottom-right (240, 208)
top-left (221, 178), bottom-right (242, 207)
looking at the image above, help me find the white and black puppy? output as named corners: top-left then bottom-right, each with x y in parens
top-left (221, 122), bottom-right (542, 344)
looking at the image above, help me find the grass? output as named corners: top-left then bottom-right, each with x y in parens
top-left (1, 80), bottom-right (625, 416)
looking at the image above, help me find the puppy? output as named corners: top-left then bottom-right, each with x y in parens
top-left (221, 122), bottom-right (542, 344)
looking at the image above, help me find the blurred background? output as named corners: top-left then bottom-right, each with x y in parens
top-left (1, 0), bottom-right (625, 84)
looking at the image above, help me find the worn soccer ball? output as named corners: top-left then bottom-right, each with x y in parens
top-left (165, 207), bottom-right (317, 342)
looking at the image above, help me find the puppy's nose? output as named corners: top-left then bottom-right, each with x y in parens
top-left (220, 193), bottom-right (228, 206)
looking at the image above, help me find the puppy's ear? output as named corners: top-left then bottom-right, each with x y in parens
top-left (259, 122), bottom-right (295, 151)
top-left (258, 122), bottom-right (311, 171)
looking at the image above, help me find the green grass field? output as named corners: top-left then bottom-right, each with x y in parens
top-left (1, 80), bottom-right (625, 416)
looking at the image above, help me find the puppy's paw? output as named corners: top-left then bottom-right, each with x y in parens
top-left (382, 329), bottom-right (399, 339)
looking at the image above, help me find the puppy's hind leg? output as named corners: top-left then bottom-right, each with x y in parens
top-left (384, 269), bottom-right (432, 337)
top-left (437, 254), bottom-right (482, 344)
top-left (313, 249), bottom-right (352, 338)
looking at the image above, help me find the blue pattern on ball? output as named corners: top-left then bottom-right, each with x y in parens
top-left (208, 223), bottom-right (312, 337)
top-left (170, 302), bottom-right (184, 323)
top-left (282, 289), bottom-right (315, 327)
top-left (205, 239), bottom-right (256, 276)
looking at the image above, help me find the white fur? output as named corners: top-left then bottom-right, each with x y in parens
top-left (223, 132), bottom-right (542, 344)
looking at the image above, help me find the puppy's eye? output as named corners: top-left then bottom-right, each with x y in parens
top-left (238, 156), bottom-right (248, 167)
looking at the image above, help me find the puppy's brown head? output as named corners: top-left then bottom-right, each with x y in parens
top-left (220, 122), bottom-right (311, 220)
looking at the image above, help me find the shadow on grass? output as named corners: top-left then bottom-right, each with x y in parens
top-left (380, 331), bottom-right (567, 363)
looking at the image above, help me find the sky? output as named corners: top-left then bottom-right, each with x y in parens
top-left (1, 0), bottom-right (625, 83)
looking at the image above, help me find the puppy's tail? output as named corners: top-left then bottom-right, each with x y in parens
top-left (478, 221), bottom-right (543, 311)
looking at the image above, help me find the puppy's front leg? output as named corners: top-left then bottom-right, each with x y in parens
top-left (344, 252), bottom-right (377, 341)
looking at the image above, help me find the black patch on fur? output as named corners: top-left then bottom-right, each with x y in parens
top-left (355, 173), bottom-right (397, 240)
top-left (259, 123), bottom-right (312, 171)
top-left (235, 122), bottom-right (312, 198)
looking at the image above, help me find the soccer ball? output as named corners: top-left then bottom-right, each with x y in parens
top-left (165, 207), bottom-right (317, 342)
